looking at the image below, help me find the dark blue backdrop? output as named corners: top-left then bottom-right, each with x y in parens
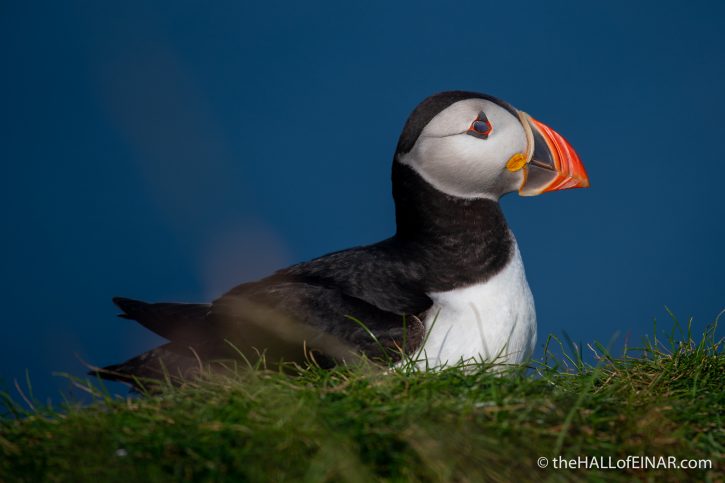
top-left (2, 1), bottom-right (723, 402)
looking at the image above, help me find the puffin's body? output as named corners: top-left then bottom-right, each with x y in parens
top-left (99, 91), bottom-right (588, 385)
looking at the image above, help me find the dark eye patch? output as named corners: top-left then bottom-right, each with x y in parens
top-left (467, 111), bottom-right (493, 139)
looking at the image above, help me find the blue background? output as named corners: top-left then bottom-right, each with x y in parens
top-left (2, 1), bottom-right (723, 402)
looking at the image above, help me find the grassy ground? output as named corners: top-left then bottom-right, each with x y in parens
top-left (1, 322), bottom-right (723, 482)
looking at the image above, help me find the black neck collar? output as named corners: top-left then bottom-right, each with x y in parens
top-left (390, 162), bottom-right (514, 290)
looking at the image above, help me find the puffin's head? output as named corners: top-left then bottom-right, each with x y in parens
top-left (395, 91), bottom-right (589, 200)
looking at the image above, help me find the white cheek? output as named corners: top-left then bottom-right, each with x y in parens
top-left (414, 136), bottom-right (501, 197)
top-left (404, 129), bottom-right (527, 199)
top-left (398, 98), bottom-right (529, 199)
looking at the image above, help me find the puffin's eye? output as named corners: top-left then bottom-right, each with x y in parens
top-left (467, 111), bottom-right (493, 139)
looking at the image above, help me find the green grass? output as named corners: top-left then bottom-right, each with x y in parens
top-left (1, 321), bottom-right (723, 482)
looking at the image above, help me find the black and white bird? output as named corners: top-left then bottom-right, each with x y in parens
top-left (97, 91), bottom-right (589, 385)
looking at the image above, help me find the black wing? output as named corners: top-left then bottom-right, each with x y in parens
top-left (95, 239), bottom-right (431, 386)
top-left (211, 238), bottom-right (433, 359)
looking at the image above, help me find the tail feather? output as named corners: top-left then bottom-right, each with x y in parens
top-left (100, 296), bottom-right (362, 390)
top-left (90, 343), bottom-right (203, 390)
top-left (113, 297), bottom-right (211, 343)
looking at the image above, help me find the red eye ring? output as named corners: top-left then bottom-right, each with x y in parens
top-left (466, 110), bottom-right (493, 139)
top-left (471, 120), bottom-right (492, 135)
top-left (467, 117), bottom-right (493, 139)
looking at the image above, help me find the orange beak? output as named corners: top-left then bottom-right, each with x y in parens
top-left (518, 113), bottom-right (590, 196)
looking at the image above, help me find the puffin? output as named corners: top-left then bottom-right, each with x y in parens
top-left (96, 91), bottom-right (589, 386)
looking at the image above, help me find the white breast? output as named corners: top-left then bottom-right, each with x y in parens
top-left (416, 238), bottom-right (536, 369)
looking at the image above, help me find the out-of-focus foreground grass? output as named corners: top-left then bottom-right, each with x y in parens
top-left (1, 321), bottom-right (722, 482)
